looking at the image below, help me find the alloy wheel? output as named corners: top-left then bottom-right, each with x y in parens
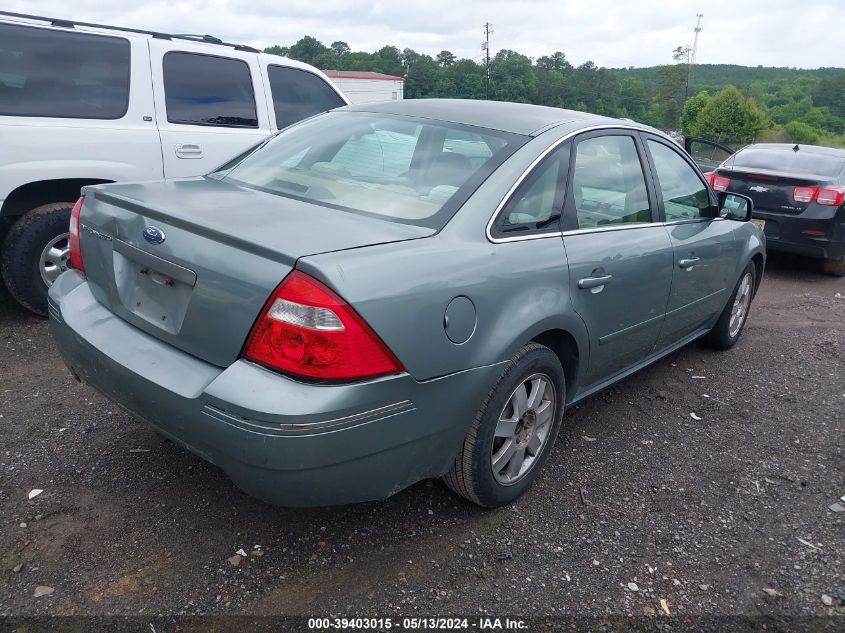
top-left (491, 373), bottom-right (556, 485)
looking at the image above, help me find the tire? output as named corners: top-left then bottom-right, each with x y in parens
top-left (0, 202), bottom-right (74, 316)
top-left (822, 256), bottom-right (845, 277)
top-left (702, 263), bottom-right (756, 351)
top-left (443, 343), bottom-right (565, 507)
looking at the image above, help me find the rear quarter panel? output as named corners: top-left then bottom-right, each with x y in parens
top-left (298, 233), bottom-right (588, 384)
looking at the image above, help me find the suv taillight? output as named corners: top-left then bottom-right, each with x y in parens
top-left (704, 172), bottom-right (731, 192)
top-left (242, 271), bottom-right (404, 381)
top-left (68, 196), bottom-right (85, 275)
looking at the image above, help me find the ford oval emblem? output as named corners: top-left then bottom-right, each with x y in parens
top-left (142, 226), bottom-right (166, 244)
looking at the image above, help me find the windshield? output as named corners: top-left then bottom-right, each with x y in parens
top-left (729, 147), bottom-right (845, 179)
top-left (215, 111), bottom-right (523, 228)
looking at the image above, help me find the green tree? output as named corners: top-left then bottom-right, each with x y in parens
top-left (330, 41), bottom-right (350, 56)
top-left (263, 45), bottom-right (290, 57)
top-left (286, 36), bottom-right (329, 65)
top-left (815, 73), bottom-right (845, 117)
top-left (436, 50), bottom-right (456, 67)
top-left (681, 91), bottom-right (711, 135)
top-left (784, 121), bottom-right (819, 144)
top-left (693, 85), bottom-right (767, 143)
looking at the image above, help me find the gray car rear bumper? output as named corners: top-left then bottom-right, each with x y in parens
top-left (48, 271), bottom-right (503, 506)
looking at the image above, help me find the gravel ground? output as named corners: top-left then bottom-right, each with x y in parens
top-left (0, 253), bottom-right (843, 625)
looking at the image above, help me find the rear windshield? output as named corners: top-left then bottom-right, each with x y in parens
top-left (216, 111), bottom-right (523, 228)
top-left (0, 23), bottom-right (130, 119)
top-left (730, 148), bottom-right (845, 179)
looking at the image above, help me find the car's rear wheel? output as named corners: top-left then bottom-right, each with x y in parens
top-left (702, 263), bottom-right (756, 350)
top-left (443, 343), bottom-right (565, 507)
top-left (0, 202), bottom-right (74, 316)
top-left (822, 255), bottom-right (845, 277)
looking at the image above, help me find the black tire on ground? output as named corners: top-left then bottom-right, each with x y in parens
top-left (443, 343), bottom-right (565, 507)
top-left (822, 256), bottom-right (845, 277)
top-left (702, 262), bottom-right (757, 351)
top-left (0, 202), bottom-right (75, 316)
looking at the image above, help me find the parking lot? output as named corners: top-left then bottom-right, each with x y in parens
top-left (1, 254), bottom-right (842, 621)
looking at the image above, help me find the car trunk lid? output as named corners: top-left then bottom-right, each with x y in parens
top-left (77, 178), bottom-right (433, 367)
top-left (717, 167), bottom-right (827, 215)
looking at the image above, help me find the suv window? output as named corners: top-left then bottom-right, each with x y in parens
top-left (647, 140), bottom-right (711, 221)
top-left (0, 23), bottom-right (130, 119)
top-left (493, 144), bottom-right (569, 237)
top-left (571, 135), bottom-right (652, 229)
top-left (163, 52), bottom-right (258, 128)
top-left (268, 66), bottom-right (344, 129)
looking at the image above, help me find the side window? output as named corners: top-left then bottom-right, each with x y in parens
top-left (163, 52), bottom-right (258, 128)
top-left (571, 135), bottom-right (652, 229)
top-left (687, 139), bottom-right (732, 172)
top-left (0, 23), bottom-right (130, 119)
top-left (647, 140), bottom-right (711, 221)
top-left (268, 66), bottom-right (345, 129)
top-left (492, 144), bottom-right (569, 237)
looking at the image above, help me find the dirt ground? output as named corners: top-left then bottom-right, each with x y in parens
top-left (0, 253), bottom-right (843, 627)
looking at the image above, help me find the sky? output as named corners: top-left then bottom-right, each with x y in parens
top-left (4, 0), bottom-right (841, 69)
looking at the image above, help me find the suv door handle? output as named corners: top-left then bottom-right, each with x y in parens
top-left (175, 143), bottom-right (204, 159)
top-left (578, 274), bottom-right (613, 290)
top-left (679, 257), bottom-right (700, 269)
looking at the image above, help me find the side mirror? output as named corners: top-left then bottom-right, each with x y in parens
top-left (718, 191), bottom-right (753, 221)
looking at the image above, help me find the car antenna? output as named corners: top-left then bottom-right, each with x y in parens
top-left (793, 144), bottom-right (800, 152)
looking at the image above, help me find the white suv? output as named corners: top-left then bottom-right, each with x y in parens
top-left (0, 11), bottom-right (348, 314)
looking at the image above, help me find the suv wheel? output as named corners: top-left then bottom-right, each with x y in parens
top-left (1, 202), bottom-right (75, 316)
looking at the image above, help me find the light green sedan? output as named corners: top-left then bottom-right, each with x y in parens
top-left (48, 100), bottom-right (765, 507)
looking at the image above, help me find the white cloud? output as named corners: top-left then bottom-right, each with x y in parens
top-left (3, 0), bottom-right (840, 68)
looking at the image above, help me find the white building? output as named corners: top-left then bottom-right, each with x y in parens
top-left (324, 70), bottom-right (404, 104)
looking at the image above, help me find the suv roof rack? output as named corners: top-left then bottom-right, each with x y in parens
top-left (0, 10), bottom-right (261, 53)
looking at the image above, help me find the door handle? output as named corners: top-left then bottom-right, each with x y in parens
top-left (175, 143), bottom-right (203, 159)
top-left (578, 274), bottom-right (613, 290)
top-left (679, 257), bottom-right (700, 269)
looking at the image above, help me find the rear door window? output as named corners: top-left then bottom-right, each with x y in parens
top-left (570, 135), bottom-right (653, 229)
top-left (0, 23), bottom-right (130, 119)
top-left (268, 66), bottom-right (344, 129)
top-left (163, 52), bottom-right (258, 128)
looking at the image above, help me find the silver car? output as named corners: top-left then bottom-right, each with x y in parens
top-left (48, 100), bottom-right (765, 507)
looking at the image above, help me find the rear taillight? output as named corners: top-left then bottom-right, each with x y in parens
top-left (704, 172), bottom-right (731, 192)
top-left (792, 186), bottom-right (845, 206)
top-left (242, 270), bottom-right (404, 381)
top-left (68, 196), bottom-right (85, 275)
top-left (816, 187), bottom-right (845, 207)
top-left (793, 187), bottom-right (816, 203)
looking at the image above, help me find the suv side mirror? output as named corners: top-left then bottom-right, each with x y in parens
top-left (718, 191), bottom-right (753, 221)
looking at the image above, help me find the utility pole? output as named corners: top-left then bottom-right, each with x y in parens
top-left (483, 22), bottom-right (493, 99)
top-left (691, 13), bottom-right (703, 65)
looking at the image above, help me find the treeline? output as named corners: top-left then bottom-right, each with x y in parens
top-left (265, 36), bottom-right (845, 147)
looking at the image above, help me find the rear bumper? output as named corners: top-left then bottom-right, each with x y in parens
top-left (754, 209), bottom-right (845, 260)
top-left (48, 271), bottom-right (503, 506)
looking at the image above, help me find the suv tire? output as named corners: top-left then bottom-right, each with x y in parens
top-left (1, 202), bottom-right (75, 316)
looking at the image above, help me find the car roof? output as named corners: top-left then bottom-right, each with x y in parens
top-left (341, 99), bottom-right (642, 137)
top-left (742, 143), bottom-right (845, 158)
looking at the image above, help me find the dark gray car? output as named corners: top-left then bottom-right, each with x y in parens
top-left (48, 100), bottom-right (765, 507)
